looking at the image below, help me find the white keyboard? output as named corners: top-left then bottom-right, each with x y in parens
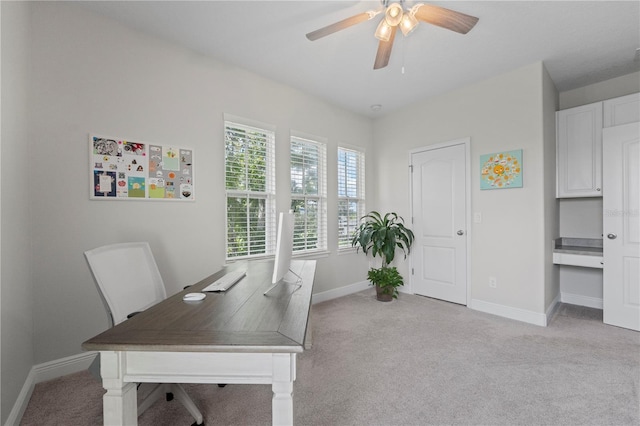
top-left (202, 270), bottom-right (246, 292)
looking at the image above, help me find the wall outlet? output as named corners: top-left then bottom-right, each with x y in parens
top-left (489, 276), bottom-right (497, 288)
top-left (474, 212), bottom-right (482, 223)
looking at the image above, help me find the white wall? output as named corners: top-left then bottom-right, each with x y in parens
top-left (1, 2), bottom-right (34, 423)
top-left (28, 2), bottom-right (373, 365)
top-left (559, 198), bottom-right (603, 238)
top-left (373, 62), bottom-right (552, 317)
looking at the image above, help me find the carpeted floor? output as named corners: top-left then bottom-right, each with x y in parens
top-left (21, 290), bottom-right (640, 425)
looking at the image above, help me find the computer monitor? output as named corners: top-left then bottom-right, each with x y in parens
top-left (271, 211), bottom-right (295, 284)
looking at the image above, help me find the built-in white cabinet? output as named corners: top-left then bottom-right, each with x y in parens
top-left (556, 102), bottom-right (603, 198)
top-left (603, 93), bottom-right (640, 128)
top-left (556, 93), bottom-right (640, 198)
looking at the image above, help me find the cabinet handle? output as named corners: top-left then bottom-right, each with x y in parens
top-left (607, 233), bottom-right (617, 239)
top-left (457, 230), bottom-right (464, 236)
top-left (596, 188), bottom-right (601, 192)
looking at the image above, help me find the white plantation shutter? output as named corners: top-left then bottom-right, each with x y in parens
top-left (337, 147), bottom-right (365, 248)
top-left (290, 135), bottom-right (327, 253)
top-left (225, 117), bottom-right (276, 259)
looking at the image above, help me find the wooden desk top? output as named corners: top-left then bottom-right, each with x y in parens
top-left (82, 259), bottom-right (315, 354)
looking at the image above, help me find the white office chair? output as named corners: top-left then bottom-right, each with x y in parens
top-left (84, 242), bottom-right (204, 425)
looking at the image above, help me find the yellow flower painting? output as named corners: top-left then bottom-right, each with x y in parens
top-left (480, 149), bottom-right (523, 190)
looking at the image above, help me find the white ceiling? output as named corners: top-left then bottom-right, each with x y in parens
top-left (77, 1), bottom-right (640, 118)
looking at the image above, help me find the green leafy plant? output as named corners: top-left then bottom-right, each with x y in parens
top-left (351, 211), bottom-right (415, 300)
top-left (367, 266), bottom-right (404, 299)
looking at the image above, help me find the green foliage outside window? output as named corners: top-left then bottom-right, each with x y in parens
top-left (225, 124), bottom-right (272, 258)
top-left (290, 138), bottom-right (324, 252)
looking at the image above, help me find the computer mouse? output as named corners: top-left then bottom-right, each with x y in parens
top-left (182, 292), bottom-right (206, 302)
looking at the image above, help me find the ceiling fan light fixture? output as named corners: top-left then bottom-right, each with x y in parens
top-left (375, 19), bottom-right (393, 41)
top-left (384, 3), bottom-right (404, 27)
top-left (399, 11), bottom-right (418, 36)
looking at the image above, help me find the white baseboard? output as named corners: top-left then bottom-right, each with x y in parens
top-left (560, 292), bottom-right (603, 309)
top-left (312, 280), bottom-right (370, 304)
top-left (5, 352), bottom-right (97, 426)
top-left (470, 299), bottom-right (548, 327)
top-left (545, 293), bottom-right (561, 325)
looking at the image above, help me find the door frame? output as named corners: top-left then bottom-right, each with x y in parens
top-left (407, 138), bottom-right (472, 305)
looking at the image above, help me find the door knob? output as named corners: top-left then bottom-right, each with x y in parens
top-left (457, 230), bottom-right (464, 236)
top-left (607, 233), bottom-right (617, 239)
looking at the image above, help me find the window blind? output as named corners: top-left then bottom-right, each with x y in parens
top-left (291, 136), bottom-right (327, 252)
top-left (225, 120), bottom-right (276, 259)
top-left (337, 147), bottom-right (365, 248)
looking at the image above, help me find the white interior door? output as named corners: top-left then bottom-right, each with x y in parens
top-left (603, 122), bottom-right (640, 331)
top-left (410, 140), bottom-right (468, 305)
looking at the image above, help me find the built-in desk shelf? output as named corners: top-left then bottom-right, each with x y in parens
top-left (553, 238), bottom-right (603, 268)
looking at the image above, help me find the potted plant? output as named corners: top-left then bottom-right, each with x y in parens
top-left (351, 211), bottom-right (415, 301)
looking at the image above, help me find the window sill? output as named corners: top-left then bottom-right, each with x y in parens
top-left (293, 250), bottom-right (330, 260)
top-left (337, 247), bottom-right (358, 256)
top-left (225, 249), bottom-right (330, 264)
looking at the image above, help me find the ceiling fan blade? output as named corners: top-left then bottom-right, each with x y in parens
top-left (413, 4), bottom-right (479, 34)
top-left (373, 26), bottom-right (397, 70)
top-left (306, 11), bottom-right (379, 41)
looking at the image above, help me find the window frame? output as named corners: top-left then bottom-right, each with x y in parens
top-left (224, 115), bottom-right (276, 260)
top-left (290, 133), bottom-right (328, 254)
top-left (337, 146), bottom-right (366, 251)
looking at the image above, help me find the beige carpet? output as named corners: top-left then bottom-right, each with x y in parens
top-left (21, 290), bottom-right (640, 425)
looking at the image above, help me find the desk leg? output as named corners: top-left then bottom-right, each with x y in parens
top-left (272, 353), bottom-right (296, 426)
top-left (304, 306), bottom-right (313, 350)
top-left (100, 351), bottom-right (137, 425)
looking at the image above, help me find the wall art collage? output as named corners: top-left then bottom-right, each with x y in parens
top-left (90, 134), bottom-right (194, 200)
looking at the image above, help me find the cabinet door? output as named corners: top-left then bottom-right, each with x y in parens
top-left (556, 102), bottom-right (603, 198)
top-left (603, 93), bottom-right (640, 128)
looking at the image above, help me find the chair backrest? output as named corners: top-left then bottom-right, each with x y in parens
top-left (84, 242), bottom-right (167, 326)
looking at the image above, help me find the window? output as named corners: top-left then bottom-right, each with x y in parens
top-left (224, 117), bottom-right (276, 259)
top-left (290, 135), bottom-right (327, 253)
top-left (337, 147), bottom-right (365, 248)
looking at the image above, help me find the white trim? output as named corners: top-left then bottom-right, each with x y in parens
top-left (5, 352), bottom-right (97, 426)
top-left (407, 137), bottom-right (470, 155)
top-left (312, 280), bottom-right (370, 304)
top-left (4, 369), bottom-right (36, 426)
top-left (470, 299), bottom-right (548, 327)
top-left (290, 129), bottom-right (328, 145)
top-left (337, 141), bottom-right (366, 154)
top-left (560, 292), bottom-right (603, 309)
top-left (545, 293), bottom-right (562, 325)
top-left (33, 351), bottom-right (97, 383)
top-left (407, 138), bottom-right (472, 304)
top-left (464, 139), bottom-right (472, 307)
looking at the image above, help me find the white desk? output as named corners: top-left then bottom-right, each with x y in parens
top-left (83, 259), bottom-right (316, 425)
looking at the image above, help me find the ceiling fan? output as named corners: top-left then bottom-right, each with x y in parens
top-left (306, 1), bottom-right (479, 70)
